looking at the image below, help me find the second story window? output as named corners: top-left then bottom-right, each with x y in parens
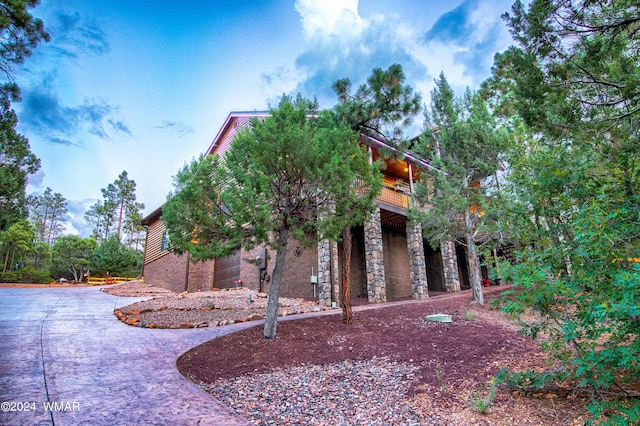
top-left (161, 229), bottom-right (170, 252)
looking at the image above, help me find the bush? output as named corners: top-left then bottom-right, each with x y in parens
top-left (93, 237), bottom-right (140, 277)
top-left (0, 270), bottom-right (20, 283)
top-left (20, 267), bottom-right (54, 283)
top-left (0, 267), bottom-right (53, 283)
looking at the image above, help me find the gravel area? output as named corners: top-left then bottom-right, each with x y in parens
top-left (103, 281), bottom-right (329, 328)
top-left (204, 357), bottom-right (435, 426)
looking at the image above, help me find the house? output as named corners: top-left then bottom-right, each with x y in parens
top-left (141, 111), bottom-right (472, 304)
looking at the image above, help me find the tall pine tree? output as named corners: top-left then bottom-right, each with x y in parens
top-left (412, 73), bottom-right (506, 305)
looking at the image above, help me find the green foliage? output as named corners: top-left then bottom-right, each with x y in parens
top-left (92, 236), bottom-right (140, 277)
top-left (50, 235), bottom-right (97, 282)
top-left (332, 63), bottom-right (421, 146)
top-left (27, 187), bottom-right (68, 245)
top-left (0, 0), bottom-right (48, 231)
top-left (0, 92), bottom-right (40, 230)
top-left (331, 63), bottom-right (421, 324)
top-left (163, 95), bottom-right (380, 261)
top-left (0, 266), bottom-right (52, 283)
top-left (411, 74), bottom-right (507, 304)
top-left (414, 74), bottom-right (506, 247)
top-left (0, 219), bottom-right (34, 271)
top-left (434, 362), bottom-right (449, 391)
top-left (496, 368), bottom-right (568, 392)
top-left (0, 0), bottom-right (50, 86)
top-left (85, 171), bottom-right (144, 245)
top-left (29, 240), bottom-right (50, 269)
top-left (463, 377), bottom-right (497, 414)
top-left (163, 94), bottom-right (381, 338)
top-left (0, 269), bottom-right (20, 282)
top-left (485, 0), bottom-right (640, 422)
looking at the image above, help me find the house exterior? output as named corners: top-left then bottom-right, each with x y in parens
top-left (141, 111), bottom-right (471, 304)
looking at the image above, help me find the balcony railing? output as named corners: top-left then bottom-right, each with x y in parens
top-left (377, 186), bottom-right (411, 209)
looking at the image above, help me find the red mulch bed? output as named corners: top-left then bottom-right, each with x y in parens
top-left (178, 286), bottom-right (591, 424)
top-left (179, 288), bottom-right (531, 386)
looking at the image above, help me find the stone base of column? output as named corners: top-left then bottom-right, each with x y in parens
top-left (317, 239), bottom-right (332, 307)
top-left (441, 238), bottom-right (461, 292)
top-left (407, 220), bottom-right (428, 299)
top-left (365, 207), bottom-right (386, 303)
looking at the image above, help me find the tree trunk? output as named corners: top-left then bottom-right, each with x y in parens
top-left (9, 248), bottom-right (16, 272)
top-left (3, 244), bottom-right (10, 272)
top-left (69, 265), bottom-right (81, 283)
top-left (47, 207), bottom-right (57, 246)
top-left (465, 208), bottom-right (484, 304)
top-left (341, 226), bottom-right (353, 325)
top-left (117, 200), bottom-right (124, 242)
top-left (263, 227), bottom-right (289, 339)
top-left (42, 205), bottom-right (49, 244)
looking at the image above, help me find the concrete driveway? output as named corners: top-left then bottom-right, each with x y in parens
top-left (0, 286), bottom-right (254, 425)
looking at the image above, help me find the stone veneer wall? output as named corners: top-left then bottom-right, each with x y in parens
top-left (364, 206), bottom-right (386, 302)
top-left (317, 239), bottom-right (332, 307)
top-left (407, 219), bottom-right (429, 299)
top-left (440, 238), bottom-right (461, 292)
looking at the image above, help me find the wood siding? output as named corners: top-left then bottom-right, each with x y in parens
top-left (143, 219), bottom-right (168, 265)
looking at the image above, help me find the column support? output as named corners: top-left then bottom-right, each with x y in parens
top-left (364, 206), bottom-right (386, 302)
top-left (440, 238), bottom-right (461, 292)
top-left (407, 219), bottom-right (428, 299)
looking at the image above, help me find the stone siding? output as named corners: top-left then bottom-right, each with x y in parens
top-left (441, 238), bottom-right (461, 292)
top-left (407, 220), bottom-right (428, 299)
top-left (317, 239), bottom-right (332, 307)
top-left (364, 206), bottom-right (386, 302)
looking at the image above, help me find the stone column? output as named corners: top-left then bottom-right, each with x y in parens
top-left (317, 239), bottom-right (332, 307)
top-left (365, 206), bottom-right (386, 302)
top-left (407, 219), bottom-right (428, 299)
top-left (441, 238), bottom-right (461, 292)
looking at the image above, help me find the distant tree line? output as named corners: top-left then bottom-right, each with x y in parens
top-left (84, 170), bottom-right (146, 249)
top-left (0, 170), bottom-right (145, 283)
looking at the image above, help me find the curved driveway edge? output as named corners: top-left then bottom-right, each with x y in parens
top-left (0, 286), bottom-right (254, 425)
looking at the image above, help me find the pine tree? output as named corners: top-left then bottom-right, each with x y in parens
top-left (332, 63), bottom-right (421, 323)
top-left (413, 73), bottom-right (506, 305)
top-left (163, 95), bottom-right (380, 339)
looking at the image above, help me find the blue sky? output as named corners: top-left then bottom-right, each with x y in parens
top-left (14, 0), bottom-right (518, 236)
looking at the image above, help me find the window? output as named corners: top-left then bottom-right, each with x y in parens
top-left (161, 229), bottom-right (170, 252)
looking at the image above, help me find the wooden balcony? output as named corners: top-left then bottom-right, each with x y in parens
top-left (376, 186), bottom-right (411, 209)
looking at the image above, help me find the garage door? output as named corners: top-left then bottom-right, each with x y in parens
top-left (214, 250), bottom-right (240, 289)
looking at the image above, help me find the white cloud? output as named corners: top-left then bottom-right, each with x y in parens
top-left (468, 1), bottom-right (508, 41)
top-left (295, 0), bottom-right (365, 40)
top-left (283, 0), bottom-right (515, 107)
top-left (27, 169), bottom-right (46, 190)
top-left (66, 199), bottom-right (95, 237)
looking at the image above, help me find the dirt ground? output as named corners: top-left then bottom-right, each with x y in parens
top-left (175, 286), bottom-right (592, 425)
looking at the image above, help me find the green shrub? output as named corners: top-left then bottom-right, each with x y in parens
top-left (19, 267), bottom-right (54, 283)
top-left (0, 270), bottom-right (21, 283)
top-left (0, 267), bottom-right (53, 283)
